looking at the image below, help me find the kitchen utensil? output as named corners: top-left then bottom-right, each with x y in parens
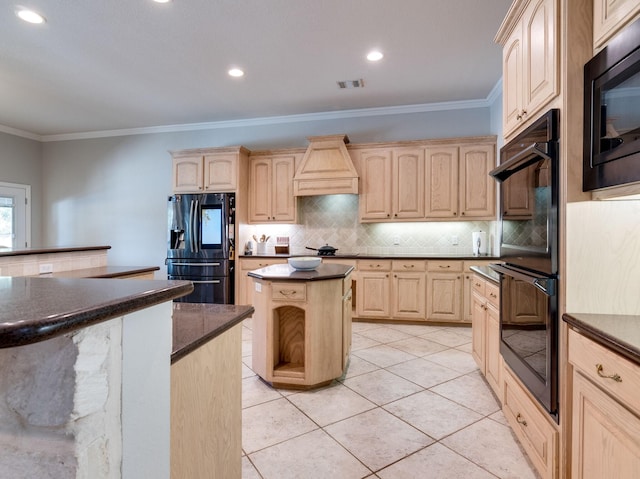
top-left (305, 244), bottom-right (338, 256)
top-left (288, 256), bottom-right (322, 270)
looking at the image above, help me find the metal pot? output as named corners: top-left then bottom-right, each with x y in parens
top-left (305, 244), bottom-right (339, 256)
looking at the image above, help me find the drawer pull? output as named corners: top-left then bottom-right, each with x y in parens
top-left (403, 264), bottom-right (415, 269)
top-left (489, 293), bottom-right (497, 298)
top-left (474, 282), bottom-right (481, 287)
top-left (596, 363), bottom-right (622, 382)
top-left (439, 265), bottom-right (451, 269)
top-left (279, 290), bottom-right (297, 297)
top-left (516, 413), bottom-right (527, 427)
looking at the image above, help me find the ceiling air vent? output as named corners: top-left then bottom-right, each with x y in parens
top-left (337, 79), bottom-right (364, 89)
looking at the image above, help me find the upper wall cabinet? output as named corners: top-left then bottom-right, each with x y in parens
top-left (171, 148), bottom-right (248, 193)
top-left (358, 138), bottom-right (496, 223)
top-left (497, 0), bottom-right (559, 138)
top-left (593, 0), bottom-right (640, 49)
top-left (248, 154), bottom-right (298, 223)
top-left (359, 147), bottom-right (425, 221)
top-left (425, 144), bottom-right (496, 220)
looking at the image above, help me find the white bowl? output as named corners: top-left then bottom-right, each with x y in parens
top-left (288, 256), bottom-right (322, 271)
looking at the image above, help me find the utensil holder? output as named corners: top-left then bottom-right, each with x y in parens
top-left (256, 242), bottom-right (267, 255)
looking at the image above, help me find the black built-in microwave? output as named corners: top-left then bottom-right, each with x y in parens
top-left (584, 16), bottom-right (640, 191)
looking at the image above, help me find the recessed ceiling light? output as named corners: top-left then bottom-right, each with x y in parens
top-left (153, 0), bottom-right (172, 3)
top-left (16, 8), bottom-right (46, 24)
top-left (366, 50), bottom-right (384, 62)
top-left (228, 68), bottom-right (245, 78)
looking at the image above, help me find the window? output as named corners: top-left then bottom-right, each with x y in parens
top-left (0, 182), bottom-right (30, 249)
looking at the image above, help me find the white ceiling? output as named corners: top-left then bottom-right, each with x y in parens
top-left (0, 0), bottom-right (512, 139)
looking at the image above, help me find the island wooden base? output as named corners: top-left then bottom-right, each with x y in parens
top-left (250, 270), bottom-right (352, 390)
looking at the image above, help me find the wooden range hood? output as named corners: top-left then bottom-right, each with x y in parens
top-left (293, 134), bottom-right (359, 196)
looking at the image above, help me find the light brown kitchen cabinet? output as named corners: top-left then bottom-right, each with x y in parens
top-left (391, 260), bottom-right (426, 320)
top-left (568, 328), bottom-right (640, 479)
top-left (171, 324), bottom-right (242, 479)
top-left (593, 0), bottom-right (640, 49)
top-left (498, 0), bottom-right (559, 138)
top-left (471, 273), bottom-right (502, 400)
top-left (393, 148), bottom-right (425, 219)
top-left (248, 155), bottom-right (297, 223)
top-left (172, 151), bottom-right (240, 193)
top-left (462, 261), bottom-right (493, 322)
top-left (459, 145), bottom-right (496, 218)
top-left (425, 145), bottom-right (496, 220)
top-left (356, 260), bottom-right (391, 318)
top-left (503, 366), bottom-right (559, 479)
top-left (502, 166), bottom-right (535, 218)
top-left (426, 261), bottom-right (463, 321)
top-left (238, 258), bottom-right (287, 307)
top-left (425, 146), bottom-right (458, 218)
top-left (358, 149), bottom-right (393, 221)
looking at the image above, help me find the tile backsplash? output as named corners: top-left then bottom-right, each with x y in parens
top-left (246, 195), bottom-right (497, 256)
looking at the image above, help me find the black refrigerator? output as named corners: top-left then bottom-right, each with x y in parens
top-left (166, 193), bottom-right (235, 303)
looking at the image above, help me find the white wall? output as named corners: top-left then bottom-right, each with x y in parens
top-left (0, 131), bottom-right (43, 245)
top-left (40, 107), bottom-right (493, 269)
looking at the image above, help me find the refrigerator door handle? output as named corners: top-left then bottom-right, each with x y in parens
top-left (191, 280), bottom-right (221, 284)
top-left (170, 262), bottom-right (221, 267)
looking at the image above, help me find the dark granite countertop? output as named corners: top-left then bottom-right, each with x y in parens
top-left (563, 313), bottom-right (640, 366)
top-left (0, 245), bottom-right (111, 257)
top-left (248, 263), bottom-right (354, 281)
top-left (470, 265), bottom-right (501, 283)
top-left (39, 265), bottom-right (160, 279)
top-left (171, 303), bottom-right (254, 363)
top-left (0, 276), bottom-right (193, 349)
top-left (240, 253), bottom-right (497, 260)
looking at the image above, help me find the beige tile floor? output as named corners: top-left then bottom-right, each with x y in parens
top-left (241, 320), bottom-right (540, 479)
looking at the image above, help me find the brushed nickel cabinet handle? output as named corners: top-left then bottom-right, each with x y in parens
top-left (516, 413), bottom-right (527, 427)
top-left (596, 364), bottom-right (622, 382)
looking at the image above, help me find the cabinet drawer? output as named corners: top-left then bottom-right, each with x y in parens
top-left (427, 260), bottom-right (463, 272)
top-left (357, 260), bottom-right (391, 271)
top-left (241, 258), bottom-right (286, 270)
top-left (503, 368), bottom-right (558, 479)
top-left (485, 281), bottom-right (500, 309)
top-left (568, 328), bottom-right (640, 416)
top-left (392, 260), bottom-right (426, 272)
top-left (471, 275), bottom-right (486, 296)
top-left (271, 282), bottom-right (306, 302)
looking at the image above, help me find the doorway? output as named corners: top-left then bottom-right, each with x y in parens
top-left (0, 182), bottom-right (31, 249)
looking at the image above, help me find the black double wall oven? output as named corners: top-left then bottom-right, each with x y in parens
top-left (166, 193), bottom-right (235, 304)
top-left (490, 109), bottom-right (560, 422)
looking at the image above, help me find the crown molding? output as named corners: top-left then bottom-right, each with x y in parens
top-left (0, 94), bottom-right (498, 143)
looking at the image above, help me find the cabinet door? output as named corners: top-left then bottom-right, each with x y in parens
top-left (459, 145), bottom-right (496, 219)
top-left (471, 290), bottom-right (486, 371)
top-left (271, 156), bottom-right (296, 222)
top-left (594, 0), bottom-right (640, 48)
top-left (391, 272), bottom-right (426, 319)
top-left (203, 153), bottom-right (237, 192)
top-left (359, 150), bottom-right (393, 221)
top-left (485, 303), bottom-right (502, 399)
top-left (425, 146), bottom-right (458, 218)
top-left (357, 272), bottom-right (391, 318)
top-left (249, 158), bottom-right (272, 222)
top-left (392, 148), bottom-right (425, 219)
top-left (503, 167), bottom-right (535, 218)
top-left (342, 288), bottom-right (353, 369)
top-left (172, 156), bottom-right (203, 192)
top-left (503, 27), bottom-right (524, 137)
top-left (522, 0), bottom-right (558, 123)
top-left (426, 273), bottom-right (462, 321)
top-left (572, 371), bottom-right (640, 479)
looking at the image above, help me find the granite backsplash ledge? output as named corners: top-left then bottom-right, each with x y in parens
top-left (246, 195), bottom-right (498, 256)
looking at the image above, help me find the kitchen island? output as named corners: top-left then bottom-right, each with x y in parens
top-left (248, 263), bottom-right (353, 389)
top-left (0, 275), bottom-right (192, 478)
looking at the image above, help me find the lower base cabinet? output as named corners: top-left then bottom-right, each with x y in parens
top-left (568, 328), bottom-right (640, 479)
top-left (171, 325), bottom-right (242, 479)
top-left (503, 367), bottom-right (559, 479)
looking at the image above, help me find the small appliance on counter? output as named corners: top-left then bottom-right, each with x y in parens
top-left (472, 231), bottom-right (487, 256)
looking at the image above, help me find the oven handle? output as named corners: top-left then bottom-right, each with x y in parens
top-left (191, 280), bottom-right (222, 284)
top-left (490, 142), bottom-right (553, 182)
top-left (169, 262), bottom-right (222, 267)
top-left (490, 264), bottom-right (555, 296)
